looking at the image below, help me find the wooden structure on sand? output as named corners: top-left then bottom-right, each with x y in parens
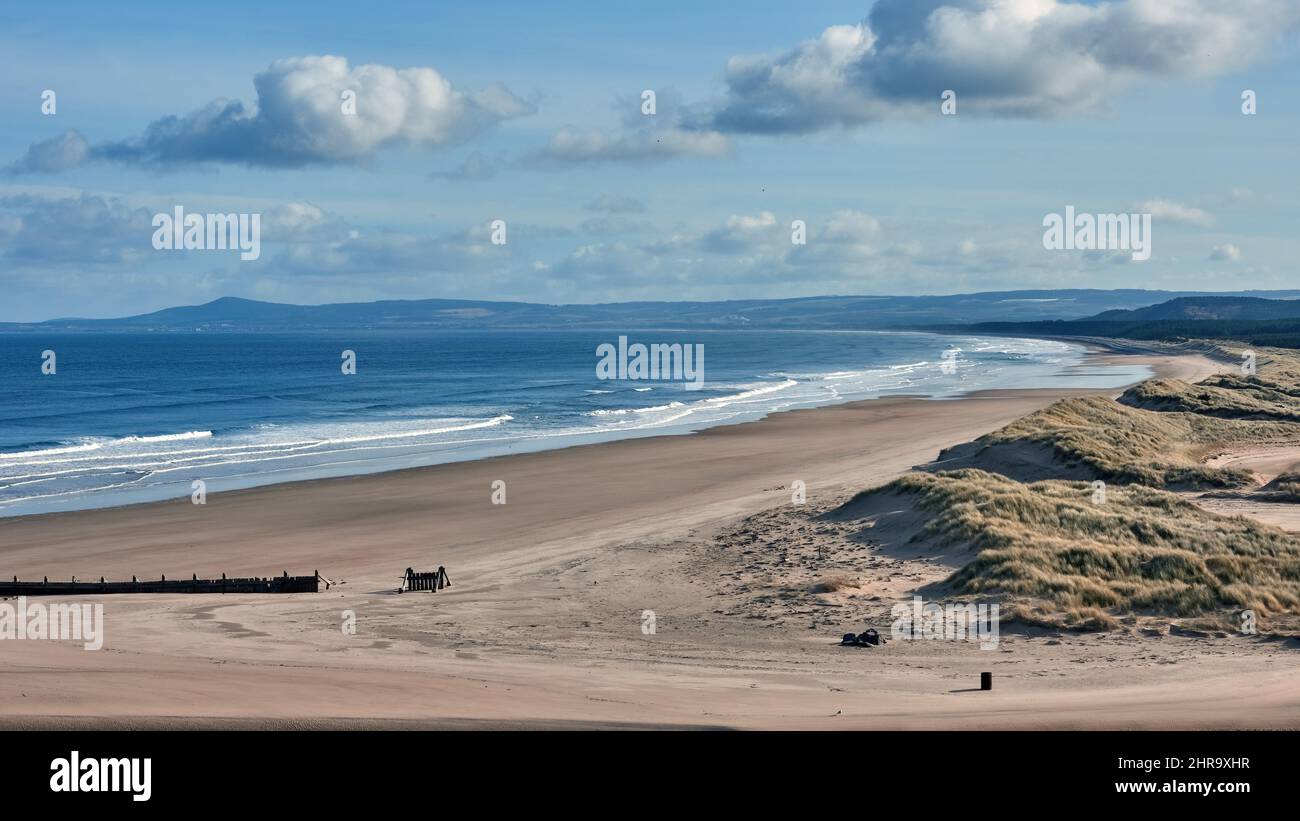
top-left (399, 566), bottom-right (451, 593)
top-left (0, 570), bottom-right (330, 596)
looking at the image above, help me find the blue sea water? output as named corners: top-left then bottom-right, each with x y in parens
top-left (0, 329), bottom-right (1149, 517)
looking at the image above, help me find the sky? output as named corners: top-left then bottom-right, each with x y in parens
top-left (0, 0), bottom-right (1298, 321)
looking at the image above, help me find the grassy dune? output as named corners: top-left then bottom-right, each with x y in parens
top-left (941, 345), bottom-right (1300, 489)
top-left (850, 342), bottom-right (1300, 632)
top-left (859, 470), bottom-right (1300, 630)
top-left (962, 396), bottom-right (1285, 488)
top-left (1121, 377), bottom-right (1300, 422)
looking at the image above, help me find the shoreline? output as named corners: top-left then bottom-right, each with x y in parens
top-left (5, 342), bottom-right (1275, 731)
top-left (0, 336), bottom-right (1173, 522)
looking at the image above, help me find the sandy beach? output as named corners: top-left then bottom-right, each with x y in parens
top-left (6, 345), bottom-right (1298, 730)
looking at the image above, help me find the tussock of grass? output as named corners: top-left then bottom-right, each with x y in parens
top-left (853, 469), bottom-right (1300, 629)
top-left (1258, 472), bottom-right (1300, 502)
top-left (1007, 605), bottom-right (1120, 632)
top-left (808, 574), bottom-right (859, 594)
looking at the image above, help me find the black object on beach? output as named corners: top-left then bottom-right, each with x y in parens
top-left (0, 571), bottom-right (324, 596)
top-left (981, 672), bottom-right (992, 690)
top-left (838, 629), bottom-right (884, 648)
top-left (399, 565), bottom-right (452, 593)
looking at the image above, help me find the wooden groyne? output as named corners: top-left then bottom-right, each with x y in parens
top-left (0, 570), bottom-right (328, 596)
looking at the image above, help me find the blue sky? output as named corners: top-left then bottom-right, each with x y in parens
top-left (1, 0), bottom-right (1298, 321)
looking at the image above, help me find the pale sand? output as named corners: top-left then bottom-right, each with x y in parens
top-left (1194, 446), bottom-right (1300, 531)
top-left (1206, 446), bottom-right (1300, 483)
top-left (8, 347), bottom-right (1296, 731)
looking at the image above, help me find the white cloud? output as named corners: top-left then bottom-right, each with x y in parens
top-left (1210, 243), bottom-right (1242, 261)
top-left (0, 192), bottom-right (154, 265)
top-left (709, 0), bottom-right (1300, 133)
top-left (699, 211), bottom-right (779, 253)
top-left (9, 56), bottom-right (534, 172)
top-left (4, 131), bottom-right (90, 175)
top-left (1135, 199), bottom-right (1213, 226)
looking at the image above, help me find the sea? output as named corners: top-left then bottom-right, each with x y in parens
top-left (0, 329), bottom-right (1150, 517)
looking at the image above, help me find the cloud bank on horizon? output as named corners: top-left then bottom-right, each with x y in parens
top-left (0, 0), bottom-right (1297, 320)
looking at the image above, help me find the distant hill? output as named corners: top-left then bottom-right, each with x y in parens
top-left (950, 295), bottom-right (1300, 351)
top-left (961, 316), bottom-right (1300, 345)
top-left (1088, 296), bottom-right (1300, 322)
top-left (958, 317), bottom-right (1300, 350)
top-left (8, 289), bottom-right (1300, 333)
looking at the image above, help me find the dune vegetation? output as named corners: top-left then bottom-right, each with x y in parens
top-left (1120, 377), bottom-right (1300, 422)
top-left (943, 345), bottom-right (1300, 490)
top-left (1258, 472), bottom-right (1300, 503)
top-left (854, 469), bottom-right (1300, 630)
top-left (845, 342), bottom-right (1300, 633)
top-left (958, 395), bottom-right (1285, 488)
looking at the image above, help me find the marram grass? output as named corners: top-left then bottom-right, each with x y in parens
top-left (852, 469), bottom-right (1300, 630)
top-left (959, 343), bottom-right (1300, 489)
top-left (844, 342), bottom-right (1300, 631)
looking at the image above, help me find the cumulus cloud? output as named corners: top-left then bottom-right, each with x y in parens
top-left (787, 210), bottom-right (882, 267)
top-left (698, 211), bottom-right (779, 253)
top-left (1210, 243), bottom-right (1242, 261)
top-left (525, 0), bottom-right (1299, 164)
top-left (545, 209), bottom-right (1006, 297)
top-left (259, 201), bottom-right (350, 241)
top-left (9, 56), bottom-right (534, 172)
top-left (708, 0), bottom-right (1300, 134)
top-left (819, 210), bottom-right (881, 242)
top-left (529, 89), bottom-right (729, 166)
top-left (4, 131), bottom-right (92, 175)
top-left (0, 192), bottom-right (368, 271)
top-left (0, 193), bottom-right (155, 264)
top-left (1135, 199), bottom-right (1213, 226)
top-left (549, 241), bottom-right (657, 286)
